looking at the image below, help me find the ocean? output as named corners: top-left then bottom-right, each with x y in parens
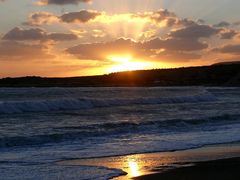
top-left (0, 87), bottom-right (240, 179)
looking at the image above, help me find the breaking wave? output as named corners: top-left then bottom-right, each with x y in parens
top-left (0, 93), bottom-right (217, 114)
top-left (2, 112), bottom-right (239, 148)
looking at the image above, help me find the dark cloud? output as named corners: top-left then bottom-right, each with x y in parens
top-left (23, 12), bottom-right (58, 26)
top-left (14, 8), bottom-right (239, 64)
top-left (23, 10), bottom-right (99, 26)
top-left (214, 44), bottom-right (240, 55)
top-left (197, 19), bottom-right (205, 24)
top-left (60, 10), bottom-right (101, 23)
top-left (2, 27), bottom-right (78, 41)
top-left (220, 29), bottom-right (238, 39)
top-left (134, 9), bottom-right (179, 27)
top-left (170, 24), bottom-right (220, 39)
top-left (213, 21), bottom-right (231, 28)
top-left (233, 21), bottom-right (240, 26)
top-left (65, 15), bottom-right (214, 62)
top-left (177, 18), bottom-right (197, 27)
top-left (134, 9), bottom-right (200, 28)
top-left (154, 50), bottom-right (201, 61)
top-left (67, 38), bottom-right (139, 60)
top-left (145, 9), bottom-right (177, 24)
top-left (46, 33), bottom-right (78, 41)
top-left (141, 24), bottom-right (218, 54)
top-left (66, 38), bottom-right (202, 62)
top-left (0, 41), bottom-right (54, 60)
top-left (37, 0), bottom-right (91, 5)
top-left (144, 38), bottom-right (208, 51)
top-left (3, 27), bottom-right (46, 41)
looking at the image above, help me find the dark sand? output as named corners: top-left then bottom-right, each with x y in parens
top-left (134, 157), bottom-right (240, 180)
top-left (60, 143), bottom-right (240, 180)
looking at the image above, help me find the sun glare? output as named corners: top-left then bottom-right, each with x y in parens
top-left (108, 55), bottom-right (132, 63)
top-left (107, 55), bottom-right (151, 73)
top-left (128, 159), bottom-right (140, 177)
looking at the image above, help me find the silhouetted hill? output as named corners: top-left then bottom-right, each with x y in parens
top-left (0, 63), bottom-right (240, 87)
top-left (212, 61), bottom-right (240, 66)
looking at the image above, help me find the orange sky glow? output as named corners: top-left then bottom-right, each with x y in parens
top-left (0, 0), bottom-right (240, 77)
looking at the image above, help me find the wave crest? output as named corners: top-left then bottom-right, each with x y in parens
top-left (0, 93), bottom-right (217, 114)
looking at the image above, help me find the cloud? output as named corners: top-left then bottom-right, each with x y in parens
top-left (47, 33), bottom-right (79, 41)
top-left (176, 18), bottom-right (197, 27)
top-left (133, 9), bottom-right (199, 28)
top-left (139, 24), bottom-right (218, 54)
top-left (3, 27), bottom-right (46, 41)
top-left (16, 8), bottom-right (239, 65)
top-left (66, 38), bottom-right (202, 62)
top-left (24, 10), bottom-right (101, 25)
top-left (2, 27), bottom-right (78, 41)
top-left (154, 50), bottom-right (201, 61)
top-left (170, 24), bottom-right (220, 39)
top-left (213, 21), bottom-right (231, 28)
top-left (65, 16), bottom-right (215, 62)
top-left (197, 19), bottom-right (205, 24)
top-left (24, 9), bottom-right (194, 27)
top-left (143, 38), bottom-right (208, 51)
top-left (22, 9), bottom-right (202, 35)
top-left (134, 9), bottom-right (178, 27)
top-left (220, 29), bottom-right (238, 39)
top-left (36, 0), bottom-right (91, 5)
top-left (60, 10), bottom-right (101, 23)
top-left (233, 21), bottom-right (240, 26)
top-left (67, 38), bottom-right (139, 60)
top-left (23, 12), bottom-right (59, 26)
top-left (214, 44), bottom-right (240, 55)
top-left (91, 29), bottom-right (106, 38)
top-left (0, 40), bottom-right (54, 60)
top-left (22, 9), bottom-right (210, 44)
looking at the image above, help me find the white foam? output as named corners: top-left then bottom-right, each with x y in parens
top-left (0, 93), bottom-right (217, 114)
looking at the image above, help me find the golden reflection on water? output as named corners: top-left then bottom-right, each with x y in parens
top-left (128, 159), bottom-right (140, 177)
top-left (59, 144), bottom-right (240, 180)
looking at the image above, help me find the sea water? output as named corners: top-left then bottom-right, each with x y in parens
top-left (0, 87), bottom-right (240, 179)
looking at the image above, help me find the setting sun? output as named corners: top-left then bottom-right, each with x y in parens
top-left (108, 55), bottom-right (132, 63)
top-left (1, 1), bottom-right (240, 180)
top-left (107, 55), bottom-right (151, 73)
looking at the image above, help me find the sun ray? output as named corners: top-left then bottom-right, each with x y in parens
top-left (107, 55), bottom-right (151, 73)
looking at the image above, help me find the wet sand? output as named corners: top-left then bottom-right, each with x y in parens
top-left (59, 143), bottom-right (240, 180)
top-left (134, 157), bottom-right (240, 180)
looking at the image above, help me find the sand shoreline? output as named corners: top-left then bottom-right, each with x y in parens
top-left (59, 143), bottom-right (240, 179)
top-left (134, 157), bottom-right (240, 180)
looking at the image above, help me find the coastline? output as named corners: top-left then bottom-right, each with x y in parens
top-left (59, 143), bottom-right (240, 180)
top-left (134, 157), bottom-right (240, 180)
top-left (1, 63), bottom-right (239, 87)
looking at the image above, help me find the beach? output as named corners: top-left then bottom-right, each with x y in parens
top-left (0, 87), bottom-right (240, 179)
top-left (60, 143), bottom-right (240, 179)
top-left (135, 157), bottom-right (240, 180)
top-left (2, 0), bottom-right (240, 179)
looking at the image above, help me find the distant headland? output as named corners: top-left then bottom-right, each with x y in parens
top-left (1, 62), bottom-right (240, 87)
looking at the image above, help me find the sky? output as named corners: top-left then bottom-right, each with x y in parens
top-left (0, 0), bottom-right (240, 77)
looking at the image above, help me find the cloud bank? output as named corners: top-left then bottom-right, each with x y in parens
top-left (36, 0), bottom-right (91, 5)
